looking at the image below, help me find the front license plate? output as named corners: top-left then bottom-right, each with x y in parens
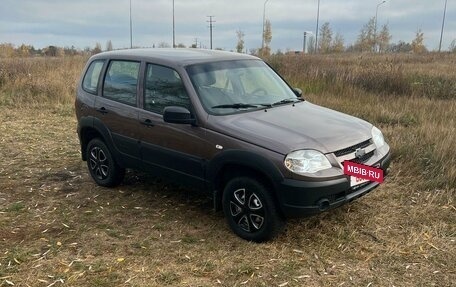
top-left (350, 176), bottom-right (369, 187)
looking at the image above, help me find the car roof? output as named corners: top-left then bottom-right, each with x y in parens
top-left (90, 48), bottom-right (260, 67)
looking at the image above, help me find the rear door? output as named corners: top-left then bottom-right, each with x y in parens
top-left (93, 59), bottom-right (142, 166)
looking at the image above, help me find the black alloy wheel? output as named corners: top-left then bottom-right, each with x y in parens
top-left (86, 138), bottom-right (125, 187)
top-left (222, 177), bottom-right (284, 242)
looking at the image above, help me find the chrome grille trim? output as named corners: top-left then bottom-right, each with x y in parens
top-left (336, 143), bottom-right (376, 163)
top-left (334, 139), bottom-right (371, 157)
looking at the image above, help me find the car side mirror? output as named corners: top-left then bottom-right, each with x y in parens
top-left (163, 106), bottom-right (196, 125)
top-left (293, 88), bottom-right (303, 98)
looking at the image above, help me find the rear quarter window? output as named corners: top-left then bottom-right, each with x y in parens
top-left (82, 60), bottom-right (104, 94)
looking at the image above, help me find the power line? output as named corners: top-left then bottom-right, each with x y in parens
top-left (207, 16), bottom-right (215, 49)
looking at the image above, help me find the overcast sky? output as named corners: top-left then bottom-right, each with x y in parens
top-left (1, 0), bottom-right (455, 52)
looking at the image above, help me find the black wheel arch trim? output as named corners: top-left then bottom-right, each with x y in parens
top-left (77, 116), bottom-right (121, 165)
top-left (207, 150), bottom-right (284, 186)
top-left (207, 150), bottom-right (285, 211)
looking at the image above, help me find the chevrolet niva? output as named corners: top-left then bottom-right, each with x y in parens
top-left (75, 49), bottom-right (391, 242)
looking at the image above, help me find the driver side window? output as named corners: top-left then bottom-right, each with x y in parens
top-left (144, 64), bottom-right (191, 114)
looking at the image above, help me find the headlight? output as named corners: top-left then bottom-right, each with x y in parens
top-left (284, 150), bottom-right (332, 174)
top-left (372, 126), bottom-right (385, 148)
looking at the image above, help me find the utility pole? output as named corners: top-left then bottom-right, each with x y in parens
top-left (303, 32), bottom-right (307, 53)
top-left (129, 0), bottom-right (133, 48)
top-left (207, 16), bottom-right (215, 49)
top-left (375, 1), bottom-right (386, 53)
top-left (172, 0), bottom-right (175, 48)
top-left (262, 0), bottom-right (270, 52)
top-left (439, 0), bottom-right (448, 52)
top-left (315, 0), bottom-right (320, 53)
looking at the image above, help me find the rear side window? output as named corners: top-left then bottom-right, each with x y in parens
top-left (103, 60), bottom-right (140, 106)
top-left (82, 60), bottom-right (104, 94)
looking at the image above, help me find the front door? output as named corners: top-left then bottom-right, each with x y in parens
top-left (138, 63), bottom-right (210, 186)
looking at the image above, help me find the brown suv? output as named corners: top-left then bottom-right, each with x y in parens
top-left (75, 49), bottom-right (390, 241)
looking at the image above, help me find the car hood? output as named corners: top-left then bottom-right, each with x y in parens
top-left (207, 101), bottom-right (372, 155)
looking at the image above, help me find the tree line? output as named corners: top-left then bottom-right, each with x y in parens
top-left (0, 41), bottom-right (117, 58)
top-left (2, 17), bottom-right (456, 58)
top-left (310, 17), bottom-right (428, 54)
top-left (244, 17), bottom-right (456, 56)
top-left (0, 39), bottom-right (203, 58)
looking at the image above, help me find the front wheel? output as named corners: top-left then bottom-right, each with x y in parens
top-left (86, 138), bottom-right (125, 187)
top-left (222, 177), bottom-right (285, 242)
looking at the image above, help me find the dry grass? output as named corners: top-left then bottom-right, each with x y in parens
top-left (0, 56), bottom-right (86, 107)
top-left (0, 54), bottom-right (455, 286)
top-left (270, 53), bottom-right (456, 100)
top-left (271, 53), bottom-right (456, 190)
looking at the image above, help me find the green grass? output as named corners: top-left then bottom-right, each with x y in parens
top-left (5, 201), bottom-right (25, 213)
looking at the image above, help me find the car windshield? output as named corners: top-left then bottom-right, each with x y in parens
top-left (186, 59), bottom-right (300, 115)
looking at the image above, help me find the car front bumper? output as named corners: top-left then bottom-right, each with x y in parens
top-left (277, 151), bottom-right (391, 218)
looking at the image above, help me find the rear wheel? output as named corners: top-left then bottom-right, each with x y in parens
top-left (222, 177), bottom-right (284, 242)
top-left (86, 138), bottom-right (125, 187)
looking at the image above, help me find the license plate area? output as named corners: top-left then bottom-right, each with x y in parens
top-left (350, 176), bottom-right (370, 187)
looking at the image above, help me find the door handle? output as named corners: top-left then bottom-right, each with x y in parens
top-left (141, 119), bottom-right (154, 127)
top-left (97, 107), bottom-right (108, 114)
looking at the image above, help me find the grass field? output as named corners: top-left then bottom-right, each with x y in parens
top-left (0, 53), bottom-right (455, 286)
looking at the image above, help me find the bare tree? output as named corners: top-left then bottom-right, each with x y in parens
top-left (449, 39), bottom-right (456, 53)
top-left (18, 44), bottom-right (30, 57)
top-left (332, 33), bottom-right (345, 53)
top-left (236, 29), bottom-right (245, 53)
top-left (64, 46), bottom-right (77, 56)
top-left (355, 17), bottom-right (376, 52)
top-left (158, 42), bottom-right (171, 48)
top-left (56, 47), bottom-right (65, 57)
top-left (260, 19), bottom-right (272, 57)
top-left (249, 48), bottom-right (258, 55)
top-left (92, 42), bottom-right (102, 55)
top-left (411, 29), bottom-right (427, 53)
top-left (377, 24), bottom-right (391, 53)
top-left (318, 22), bottom-right (333, 53)
top-left (0, 43), bottom-right (16, 58)
top-left (389, 41), bottom-right (412, 53)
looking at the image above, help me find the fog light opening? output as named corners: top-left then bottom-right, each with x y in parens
top-left (317, 199), bottom-right (330, 211)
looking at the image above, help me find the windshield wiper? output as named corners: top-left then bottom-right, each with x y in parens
top-left (212, 103), bottom-right (261, 109)
top-left (270, 98), bottom-right (302, 106)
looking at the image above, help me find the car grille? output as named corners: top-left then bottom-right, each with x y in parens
top-left (334, 139), bottom-right (376, 165)
top-left (334, 139), bottom-right (371, 157)
top-left (350, 150), bottom-right (375, 164)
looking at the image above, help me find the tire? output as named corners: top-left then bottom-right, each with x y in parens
top-left (86, 138), bottom-right (125, 187)
top-left (222, 177), bottom-right (285, 242)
